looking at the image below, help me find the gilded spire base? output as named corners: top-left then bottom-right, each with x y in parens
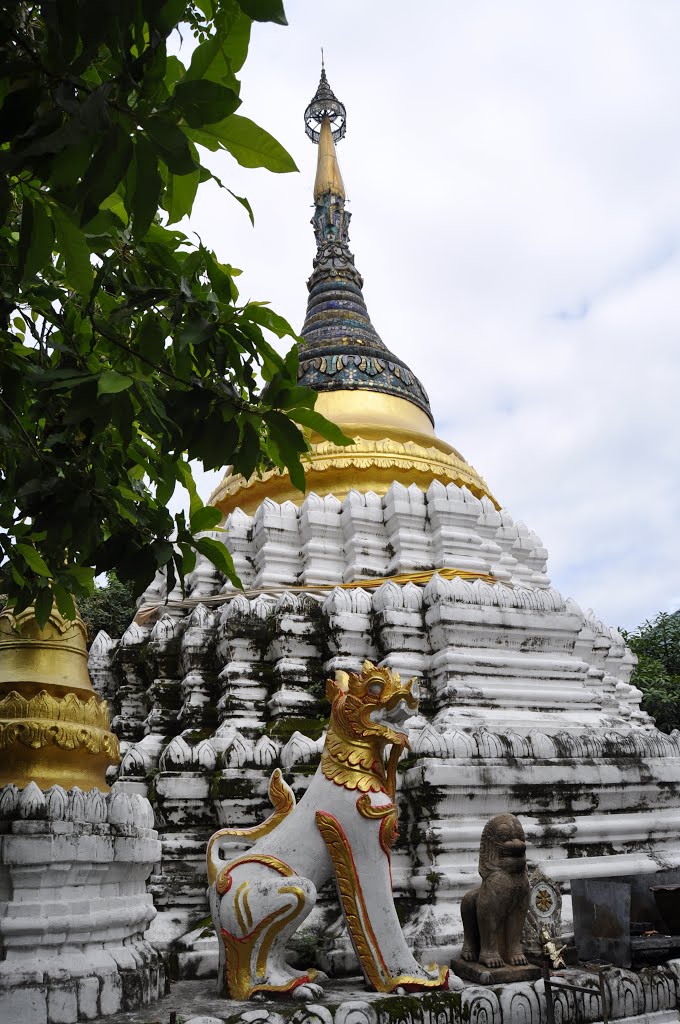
top-left (210, 389), bottom-right (498, 516)
top-left (211, 435), bottom-right (496, 517)
top-left (0, 605), bottom-right (120, 792)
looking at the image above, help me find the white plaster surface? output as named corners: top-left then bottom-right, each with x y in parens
top-left (0, 783), bottom-right (165, 1023)
top-left (107, 484), bottom-right (680, 967)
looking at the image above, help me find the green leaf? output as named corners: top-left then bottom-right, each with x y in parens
top-left (64, 566), bottom-right (96, 591)
top-left (156, 458), bottom-right (177, 507)
top-left (237, 420), bottom-right (261, 479)
top-left (165, 555), bottom-right (176, 600)
top-left (185, 33), bottom-right (229, 83)
top-left (177, 316), bottom-right (217, 350)
top-left (98, 370), bottom-right (133, 395)
top-left (78, 124), bottom-right (134, 225)
top-left (172, 80), bottom-right (240, 128)
top-left (190, 505), bottom-right (223, 532)
top-left (165, 168), bottom-right (200, 224)
top-left (53, 583), bottom-right (76, 621)
top-left (265, 409), bottom-right (308, 493)
top-left (185, 6), bottom-right (252, 78)
top-left (287, 407), bottom-right (354, 446)
top-left (194, 536), bottom-right (241, 588)
top-left (246, 303), bottom-right (297, 338)
top-left (52, 206), bottom-right (94, 298)
top-left (144, 116), bottom-right (197, 175)
top-left (182, 5), bottom-right (253, 80)
top-left (16, 543), bottom-right (52, 577)
top-left (288, 456), bottom-right (305, 493)
top-left (227, 188), bottom-right (254, 225)
top-left (34, 587), bottom-right (54, 629)
top-left (222, 7), bottom-right (252, 73)
top-left (283, 343), bottom-right (299, 379)
top-left (137, 315), bottom-right (166, 364)
top-left (203, 250), bottom-right (239, 301)
top-left (271, 385), bottom-right (317, 411)
top-left (131, 135), bottom-right (162, 238)
top-left (153, 0), bottom-right (188, 34)
top-left (176, 459), bottom-right (202, 518)
top-left (236, 0), bottom-right (288, 25)
top-left (151, 540), bottom-right (174, 568)
top-left (18, 198), bottom-right (54, 282)
top-left (266, 409), bottom-right (308, 456)
top-left (178, 542), bottom-right (197, 577)
top-left (189, 114), bottom-right (297, 172)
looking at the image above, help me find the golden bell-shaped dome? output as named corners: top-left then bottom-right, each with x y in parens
top-left (211, 390), bottom-right (496, 516)
top-left (0, 605), bottom-right (120, 791)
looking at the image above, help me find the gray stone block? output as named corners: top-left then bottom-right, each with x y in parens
top-left (0, 985), bottom-right (48, 1024)
top-left (46, 983), bottom-right (78, 1024)
top-left (571, 877), bottom-right (632, 967)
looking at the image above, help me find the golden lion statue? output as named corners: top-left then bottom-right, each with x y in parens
top-left (207, 661), bottom-right (454, 1000)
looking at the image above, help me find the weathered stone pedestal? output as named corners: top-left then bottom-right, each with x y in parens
top-left (97, 961), bottom-right (680, 1024)
top-left (0, 783), bottom-right (165, 1023)
top-left (452, 958), bottom-right (541, 985)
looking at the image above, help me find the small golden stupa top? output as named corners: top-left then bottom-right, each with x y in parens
top-left (314, 115), bottom-right (345, 201)
top-left (0, 604), bottom-right (120, 791)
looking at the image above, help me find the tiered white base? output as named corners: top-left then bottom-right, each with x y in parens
top-left (0, 782), bottom-right (165, 1023)
top-left (96, 483), bottom-right (680, 976)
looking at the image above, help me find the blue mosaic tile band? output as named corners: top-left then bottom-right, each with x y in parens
top-left (298, 192), bottom-right (433, 422)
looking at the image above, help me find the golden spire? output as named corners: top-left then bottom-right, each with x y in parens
top-left (209, 65), bottom-right (499, 516)
top-left (314, 115), bottom-right (345, 201)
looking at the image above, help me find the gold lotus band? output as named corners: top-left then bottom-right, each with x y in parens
top-left (136, 566), bottom-right (502, 624)
top-left (0, 689), bottom-right (119, 791)
top-left (211, 435), bottom-right (497, 517)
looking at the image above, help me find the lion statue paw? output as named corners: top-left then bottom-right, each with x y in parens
top-left (292, 983), bottom-right (325, 1001)
top-left (480, 954), bottom-right (505, 969)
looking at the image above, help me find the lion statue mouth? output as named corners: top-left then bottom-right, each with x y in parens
top-left (369, 698), bottom-right (416, 736)
top-left (490, 837), bottom-right (527, 874)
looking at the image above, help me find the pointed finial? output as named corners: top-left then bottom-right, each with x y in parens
top-left (314, 116), bottom-right (345, 200)
top-left (304, 63), bottom-right (346, 144)
top-left (321, 46), bottom-right (324, 69)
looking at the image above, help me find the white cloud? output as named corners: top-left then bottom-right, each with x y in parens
top-left (183, 0), bottom-right (680, 630)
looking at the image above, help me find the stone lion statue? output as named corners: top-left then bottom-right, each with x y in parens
top-left (207, 661), bottom-right (454, 1000)
top-left (460, 812), bottom-right (530, 969)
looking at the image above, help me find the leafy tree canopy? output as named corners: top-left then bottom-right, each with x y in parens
top-left (79, 571), bottom-right (137, 644)
top-left (0, 0), bottom-right (350, 627)
top-left (622, 611), bottom-right (680, 734)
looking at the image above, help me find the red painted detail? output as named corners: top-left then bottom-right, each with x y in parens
top-left (216, 870), bottom-right (232, 895)
top-left (253, 974), bottom-right (315, 997)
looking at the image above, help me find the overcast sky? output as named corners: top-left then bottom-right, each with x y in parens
top-left (183, 1), bottom-right (679, 632)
